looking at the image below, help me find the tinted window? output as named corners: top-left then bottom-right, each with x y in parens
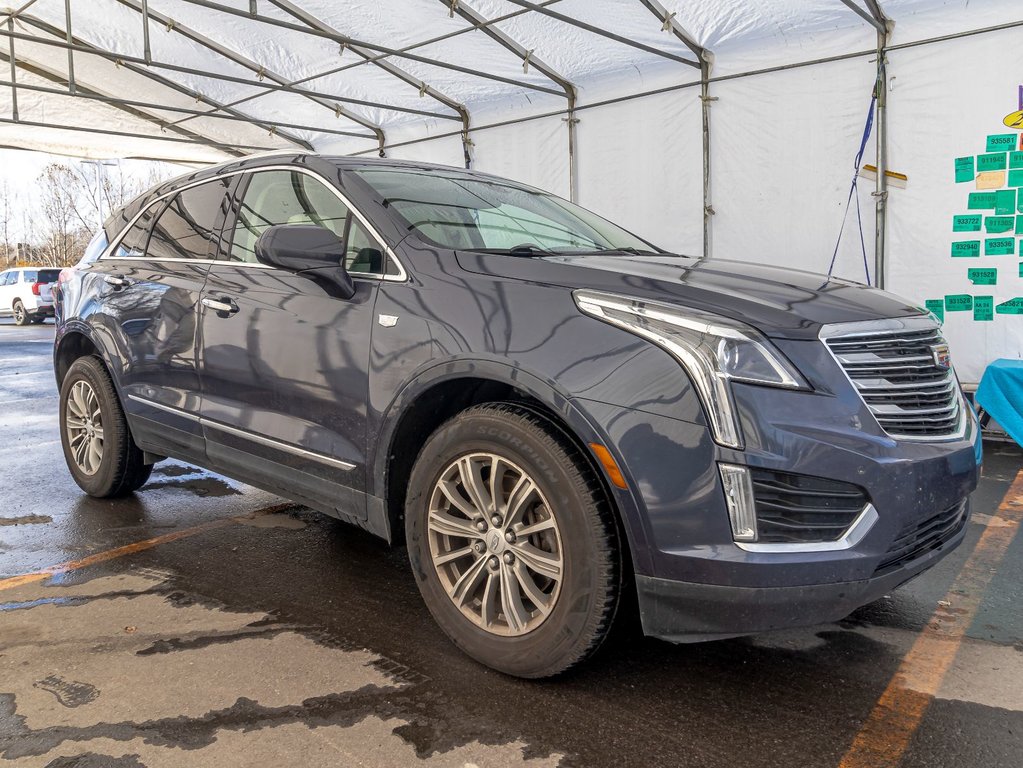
top-left (114, 200), bottom-right (163, 259)
top-left (226, 170), bottom-right (349, 264)
top-left (148, 178), bottom-right (231, 261)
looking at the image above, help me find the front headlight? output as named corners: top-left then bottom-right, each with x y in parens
top-left (573, 290), bottom-right (808, 449)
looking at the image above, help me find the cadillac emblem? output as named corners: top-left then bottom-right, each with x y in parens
top-left (931, 343), bottom-right (951, 370)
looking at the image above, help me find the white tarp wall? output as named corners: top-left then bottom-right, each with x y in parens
top-left (0, 0), bottom-right (1021, 381)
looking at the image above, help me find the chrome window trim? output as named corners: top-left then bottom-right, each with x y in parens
top-left (735, 503), bottom-right (878, 553)
top-left (99, 164), bottom-right (408, 282)
top-left (818, 316), bottom-right (967, 443)
top-left (127, 394), bottom-right (356, 471)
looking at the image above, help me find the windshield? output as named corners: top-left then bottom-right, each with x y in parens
top-left (351, 168), bottom-right (661, 254)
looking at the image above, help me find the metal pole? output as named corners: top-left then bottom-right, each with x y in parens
top-left (141, 0), bottom-right (151, 64)
top-left (6, 18), bottom-right (16, 122)
top-left (566, 93), bottom-right (578, 202)
top-left (700, 57), bottom-right (713, 258)
top-left (873, 23), bottom-right (890, 288)
top-left (63, 0), bottom-right (74, 94)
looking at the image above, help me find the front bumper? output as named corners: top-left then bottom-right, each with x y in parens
top-left (636, 499), bottom-right (967, 642)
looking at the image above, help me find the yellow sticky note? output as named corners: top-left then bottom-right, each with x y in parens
top-left (976, 171), bottom-right (1007, 189)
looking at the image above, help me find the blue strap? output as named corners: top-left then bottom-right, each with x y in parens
top-left (826, 93), bottom-right (876, 284)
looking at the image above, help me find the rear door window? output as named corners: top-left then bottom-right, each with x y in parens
top-left (147, 178), bottom-right (232, 261)
top-left (113, 200), bottom-right (164, 259)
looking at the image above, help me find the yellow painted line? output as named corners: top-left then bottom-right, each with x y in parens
top-left (0, 502), bottom-right (296, 592)
top-left (839, 470), bottom-right (1023, 768)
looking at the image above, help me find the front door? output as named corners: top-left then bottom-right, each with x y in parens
top-left (198, 168), bottom-right (384, 522)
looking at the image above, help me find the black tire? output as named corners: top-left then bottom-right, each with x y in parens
top-left (12, 300), bottom-right (29, 326)
top-left (406, 403), bottom-right (620, 678)
top-left (59, 355), bottom-right (153, 497)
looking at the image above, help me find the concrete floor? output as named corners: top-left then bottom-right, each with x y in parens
top-left (1, 316), bottom-right (1021, 768)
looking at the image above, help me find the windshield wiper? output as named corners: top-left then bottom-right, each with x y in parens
top-left (471, 243), bottom-right (555, 257)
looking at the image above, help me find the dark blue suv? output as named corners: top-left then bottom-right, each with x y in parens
top-left (55, 152), bottom-right (981, 677)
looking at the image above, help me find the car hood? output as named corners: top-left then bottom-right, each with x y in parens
top-left (454, 251), bottom-right (925, 340)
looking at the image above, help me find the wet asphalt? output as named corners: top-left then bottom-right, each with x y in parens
top-left (1, 316), bottom-right (1021, 768)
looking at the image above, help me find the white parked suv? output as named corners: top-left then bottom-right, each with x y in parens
top-left (0, 267), bottom-right (60, 325)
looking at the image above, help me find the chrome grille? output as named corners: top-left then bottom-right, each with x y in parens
top-left (822, 319), bottom-right (963, 440)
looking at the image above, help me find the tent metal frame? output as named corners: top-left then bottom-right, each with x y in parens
top-left (2, 0), bottom-right (1017, 278)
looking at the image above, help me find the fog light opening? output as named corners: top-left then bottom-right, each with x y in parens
top-left (719, 463), bottom-right (758, 543)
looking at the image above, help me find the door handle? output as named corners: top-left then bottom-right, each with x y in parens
top-left (201, 296), bottom-right (239, 316)
top-left (104, 274), bottom-right (129, 288)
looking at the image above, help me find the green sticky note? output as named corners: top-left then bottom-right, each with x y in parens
top-left (974, 295), bottom-right (994, 321)
top-left (978, 153), bottom-right (1007, 172)
top-left (1019, 262), bottom-right (1023, 278)
top-left (945, 294), bottom-right (973, 312)
top-left (953, 214), bottom-right (982, 232)
top-left (1009, 169), bottom-right (1023, 187)
top-left (951, 240), bottom-right (980, 257)
top-left (969, 192), bottom-right (997, 209)
top-left (968, 267), bottom-right (997, 285)
top-left (987, 134), bottom-right (1018, 152)
top-left (925, 299), bottom-right (945, 322)
top-left (985, 216), bottom-right (1015, 233)
top-left (985, 237), bottom-right (1015, 255)
top-left (996, 297), bottom-right (1023, 314)
top-left (995, 189), bottom-right (1017, 214)
top-left (1019, 192), bottom-right (1023, 213)
top-left (1017, 215), bottom-right (1023, 235)
top-left (1011, 151), bottom-right (1023, 169)
top-left (955, 156), bottom-right (975, 182)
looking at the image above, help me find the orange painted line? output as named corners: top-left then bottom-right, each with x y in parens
top-left (0, 502), bottom-right (296, 592)
top-left (839, 470), bottom-right (1023, 768)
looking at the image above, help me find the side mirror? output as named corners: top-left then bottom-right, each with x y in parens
top-left (254, 224), bottom-right (355, 299)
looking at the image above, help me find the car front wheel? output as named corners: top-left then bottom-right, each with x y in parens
top-left (59, 356), bottom-right (153, 497)
top-left (406, 403), bottom-right (621, 678)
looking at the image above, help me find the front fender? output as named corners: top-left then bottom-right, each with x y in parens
top-left (371, 355), bottom-right (657, 574)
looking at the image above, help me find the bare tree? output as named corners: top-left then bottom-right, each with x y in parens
top-left (0, 181), bottom-right (11, 268)
top-left (36, 163), bottom-right (91, 267)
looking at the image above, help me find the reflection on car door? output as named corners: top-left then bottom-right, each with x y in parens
top-left (198, 168), bottom-right (382, 523)
top-left (96, 177), bottom-right (234, 462)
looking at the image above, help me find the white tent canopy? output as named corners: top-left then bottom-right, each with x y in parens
top-left (1, 0), bottom-right (1021, 381)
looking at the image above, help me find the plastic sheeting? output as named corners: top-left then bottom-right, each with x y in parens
top-left (0, 1), bottom-right (1021, 379)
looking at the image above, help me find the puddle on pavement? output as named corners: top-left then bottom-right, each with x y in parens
top-left (0, 572), bottom-right (563, 767)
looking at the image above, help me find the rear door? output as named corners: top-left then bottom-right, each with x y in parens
top-left (94, 176), bottom-right (234, 462)
top-left (198, 167), bottom-right (387, 521)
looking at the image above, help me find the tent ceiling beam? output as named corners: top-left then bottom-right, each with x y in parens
top-left (504, 0), bottom-right (701, 68)
top-left (444, 0), bottom-right (575, 184)
top-left (267, 0), bottom-right (474, 168)
top-left (114, 0), bottom-right (387, 152)
top-left (0, 74), bottom-right (374, 140)
top-left (635, 0), bottom-right (708, 62)
top-left (14, 15), bottom-right (320, 151)
top-left (310, 0), bottom-right (564, 85)
top-left (174, 0), bottom-right (566, 98)
top-left (0, 115), bottom-right (281, 153)
top-left (838, 0), bottom-right (886, 33)
top-left (0, 49), bottom-right (251, 156)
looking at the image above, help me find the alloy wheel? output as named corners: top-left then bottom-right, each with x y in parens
top-left (427, 452), bottom-right (564, 636)
top-left (65, 380), bottom-right (104, 475)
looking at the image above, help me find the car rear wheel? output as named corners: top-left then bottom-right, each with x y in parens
top-left (406, 403), bottom-right (621, 678)
top-left (12, 300), bottom-right (28, 326)
top-left (60, 356), bottom-right (153, 497)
